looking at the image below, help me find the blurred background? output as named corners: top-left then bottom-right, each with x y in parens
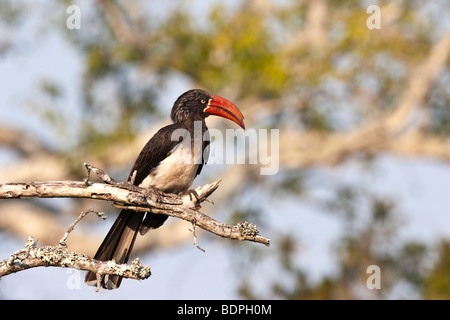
top-left (1, 0), bottom-right (450, 299)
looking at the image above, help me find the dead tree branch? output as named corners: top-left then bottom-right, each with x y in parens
top-left (0, 163), bottom-right (270, 285)
top-left (0, 164), bottom-right (270, 246)
top-left (0, 207), bottom-right (151, 289)
top-left (0, 236), bottom-right (151, 287)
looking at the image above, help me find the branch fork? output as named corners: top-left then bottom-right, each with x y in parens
top-left (0, 163), bottom-right (270, 288)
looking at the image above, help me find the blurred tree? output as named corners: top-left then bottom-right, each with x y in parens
top-left (423, 241), bottom-right (450, 299)
top-left (0, 0), bottom-right (449, 299)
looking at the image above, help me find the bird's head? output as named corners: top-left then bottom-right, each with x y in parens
top-left (171, 89), bottom-right (245, 129)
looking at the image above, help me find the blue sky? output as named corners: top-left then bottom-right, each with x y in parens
top-left (1, 1), bottom-right (450, 299)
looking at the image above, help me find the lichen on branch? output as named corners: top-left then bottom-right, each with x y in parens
top-left (0, 163), bottom-right (270, 289)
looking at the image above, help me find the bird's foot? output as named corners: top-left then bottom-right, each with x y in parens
top-left (147, 186), bottom-right (163, 203)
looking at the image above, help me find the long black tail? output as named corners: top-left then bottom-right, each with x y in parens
top-left (85, 209), bottom-right (144, 289)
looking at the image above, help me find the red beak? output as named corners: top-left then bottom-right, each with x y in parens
top-left (204, 95), bottom-right (245, 129)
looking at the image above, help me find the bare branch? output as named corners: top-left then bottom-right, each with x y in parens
top-left (59, 205), bottom-right (106, 247)
top-left (0, 164), bottom-right (270, 247)
top-left (0, 236), bottom-right (151, 286)
top-left (277, 30), bottom-right (450, 170)
top-left (0, 164), bottom-right (269, 285)
top-left (384, 30), bottom-right (450, 133)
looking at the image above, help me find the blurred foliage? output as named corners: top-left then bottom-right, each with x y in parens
top-left (1, 0), bottom-right (450, 299)
top-left (423, 241), bottom-right (450, 299)
top-left (427, 71), bottom-right (450, 136)
top-left (239, 192), bottom-right (430, 299)
top-left (45, 0), bottom-right (449, 149)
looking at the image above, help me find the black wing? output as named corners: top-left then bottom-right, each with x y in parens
top-left (196, 128), bottom-right (210, 176)
top-left (129, 123), bottom-right (184, 186)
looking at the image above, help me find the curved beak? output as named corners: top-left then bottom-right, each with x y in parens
top-left (204, 95), bottom-right (245, 129)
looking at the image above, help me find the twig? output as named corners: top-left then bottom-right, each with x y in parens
top-left (189, 219), bottom-right (205, 252)
top-left (59, 205), bottom-right (106, 247)
top-left (83, 163), bottom-right (91, 185)
top-left (84, 163), bottom-right (118, 185)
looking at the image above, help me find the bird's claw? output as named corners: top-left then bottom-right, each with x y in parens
top-left (149, 186), bottom-right (163, 203)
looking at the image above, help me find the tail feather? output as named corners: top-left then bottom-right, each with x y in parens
top-left (139, 212), bottom-right (168, 235)
top-left (85, 209), bottom-right (144, 289)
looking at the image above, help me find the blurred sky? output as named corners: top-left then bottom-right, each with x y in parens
top-left (1, 1), bottom-right (450, 299)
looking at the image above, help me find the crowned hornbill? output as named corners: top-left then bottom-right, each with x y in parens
top-left (85, 89), bottom-right (245, 289)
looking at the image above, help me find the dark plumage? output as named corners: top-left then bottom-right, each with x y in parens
top-left (85, 89), bottom-right (244, 289)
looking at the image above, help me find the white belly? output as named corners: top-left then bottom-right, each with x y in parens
top-left (139, 142), bottom-right (201, 193)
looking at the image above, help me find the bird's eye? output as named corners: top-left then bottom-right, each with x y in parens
top-left (201, 99), bottom-right (206, 104)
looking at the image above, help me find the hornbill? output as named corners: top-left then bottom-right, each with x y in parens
top-left (85, 89), bottom-right (245, 289)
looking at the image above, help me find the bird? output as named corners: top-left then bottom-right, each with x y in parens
top-left (85, 89), bottom-right (245, 289)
